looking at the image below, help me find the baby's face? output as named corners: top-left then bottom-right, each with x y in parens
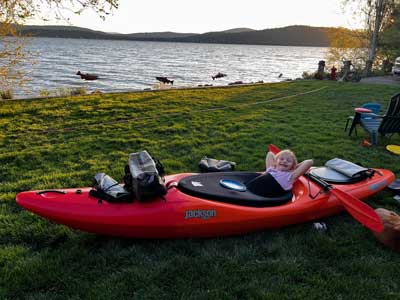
top-left (276, 154), bottom-right (295, 171)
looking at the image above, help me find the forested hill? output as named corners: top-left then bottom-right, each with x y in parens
top-left (21, 25), bottom-right (336, 47)
top-left (173, 26), bottom-right (331, 46)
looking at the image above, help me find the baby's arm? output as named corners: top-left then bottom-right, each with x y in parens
top-left (291, 159), bottom-right (313, 181)
top-left (265, 152), bottom-right (276, 169)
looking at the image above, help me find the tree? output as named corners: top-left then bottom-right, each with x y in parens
top-left (379, 3), bottom-right (400, 61)
top-left (0, 0), bottom-right (119, 97)
top-left (326, 27), bottom-right (366, 70)
top-left (342, 0), bottom-right (400, 75)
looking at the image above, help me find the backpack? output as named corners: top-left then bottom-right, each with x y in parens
top-left (198, 156), bottom-right (236, 172)
top-left (123, 150), bottom-right (167, 201)
top-left (90, 173), bottom-right (133, 203)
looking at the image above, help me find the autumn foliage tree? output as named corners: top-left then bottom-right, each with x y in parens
top-left (0, 0), bottom-right (118, 98)
top-left (326, 27), bottom-right (366, 71)
top-left (340, 0), bottom-right (400, 75)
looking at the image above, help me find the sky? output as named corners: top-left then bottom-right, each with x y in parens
top-left (29, 0), bottom-right (363, 34)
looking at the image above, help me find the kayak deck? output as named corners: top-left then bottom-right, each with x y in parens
top-left (178, 172), bottom-right (293, 207)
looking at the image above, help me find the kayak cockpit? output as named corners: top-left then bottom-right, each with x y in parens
top-left (177, 172), bottom-right (293, 207)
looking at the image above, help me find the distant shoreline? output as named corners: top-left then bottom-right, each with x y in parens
top-left (10, 76), bottom-right (398, 102)
top-left (25, 36), bottom-right (331, 49)
top-left (9, 81), bottom-right (295, 102)
top-left (21, 24), bottom-right (336, 47)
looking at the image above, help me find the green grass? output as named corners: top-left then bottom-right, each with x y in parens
top-left (1, 80), bottom-right (400, 299)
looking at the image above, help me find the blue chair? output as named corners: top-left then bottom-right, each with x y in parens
top-left (345, 102), bottom-right (381, 135)
top-left (360, 93), bottom-right (400, 144)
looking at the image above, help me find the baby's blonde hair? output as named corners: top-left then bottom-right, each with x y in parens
top-left (275, 149), bottom-right (297, 170)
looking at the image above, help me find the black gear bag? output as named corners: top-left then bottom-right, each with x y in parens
top-left (123, 150), bottom-right (167, 201)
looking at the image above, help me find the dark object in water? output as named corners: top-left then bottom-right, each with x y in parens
top-left (212, 72), bottom-right (227, 80)
top-left (76, 71), bottom-right (98, 80)
top-left (228, 81), bottom-right (243, 85)
top-left (156, 76), bottom-right (174, 85)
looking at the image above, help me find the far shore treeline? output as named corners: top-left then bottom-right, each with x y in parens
top-left (20, 25), bottom-right (340, 47)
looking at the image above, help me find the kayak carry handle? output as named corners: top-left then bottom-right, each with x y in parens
top-left (37, 190), bottom-right (67, 195)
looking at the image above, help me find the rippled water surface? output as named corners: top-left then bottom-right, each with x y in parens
top-left (19, 37), bottom-right (328, 98)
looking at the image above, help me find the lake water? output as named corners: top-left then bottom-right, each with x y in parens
top-left (17, 37), bottom-right (328, 98)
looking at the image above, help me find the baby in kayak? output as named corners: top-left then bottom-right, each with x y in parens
top-left (247, 149), bottom-right (313, 197)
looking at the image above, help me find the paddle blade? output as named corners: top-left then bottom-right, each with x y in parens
top-left (330, 188), bottom-right (384, 233)
top-left (269, 144), bottom-right (281, 154)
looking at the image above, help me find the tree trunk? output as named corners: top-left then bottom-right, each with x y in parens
top-left (364, 0), bottom-right (390, 76)
top-left (365, 0), bottom-right (384, 76)
top-left (364, 60), bottom-right (374, 76)
top-left (339, 60), bottom-right (352, 81)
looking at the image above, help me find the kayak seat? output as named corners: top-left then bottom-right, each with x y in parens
top-left (178, 172), bottom-right (293, 208)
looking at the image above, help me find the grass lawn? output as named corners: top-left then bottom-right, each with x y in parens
top-left (1, 80), bottom-right (400, 299)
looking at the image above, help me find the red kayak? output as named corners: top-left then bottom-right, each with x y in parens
top-left (16, 167), bottom-right (394, 238)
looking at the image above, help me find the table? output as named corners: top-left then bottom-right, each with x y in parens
top-left (347, 107), bottom-right (372, 136)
